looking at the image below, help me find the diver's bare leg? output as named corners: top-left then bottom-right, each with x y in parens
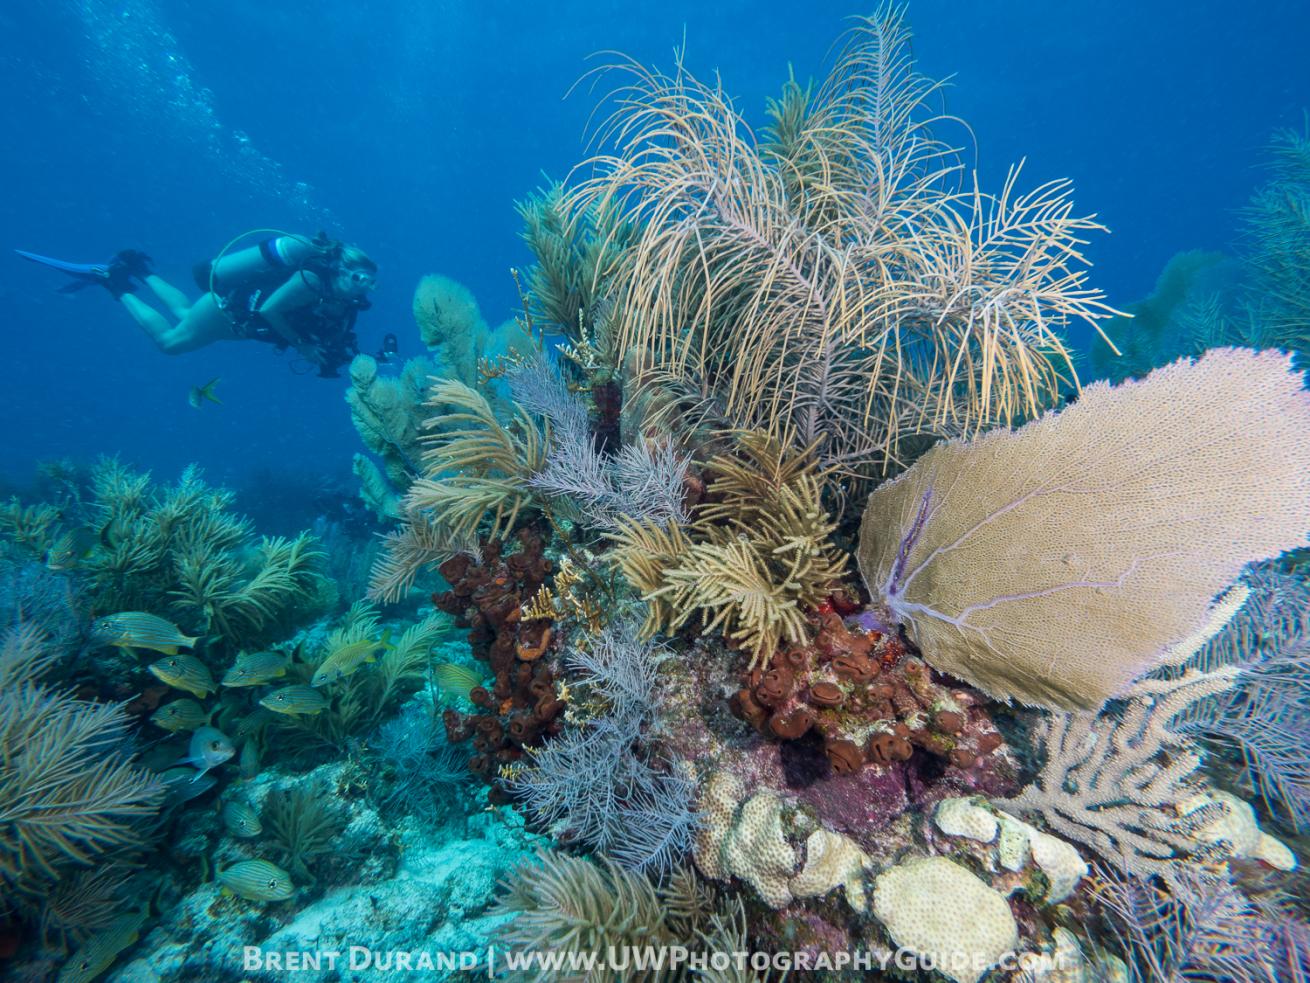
top-left (121, 292), bottom-right (234, 355)
top-left (119, 293), bottom-right (175, 346)
top-left (153, 293), bottom-right (236, 354)
top-left (142, 275), bottom-right (192, 319)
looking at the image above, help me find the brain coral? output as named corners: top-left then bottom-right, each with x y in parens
top-left (858, 348), bottom-right (1310, 709)
top-left (872, 856), bottom-right (1018, 983)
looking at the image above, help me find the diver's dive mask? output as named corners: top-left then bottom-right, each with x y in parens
top-left (339, 266), bottom-right (377, 296)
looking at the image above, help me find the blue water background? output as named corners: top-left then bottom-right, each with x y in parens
top-left (1, 1), bottom-right (1306, 522)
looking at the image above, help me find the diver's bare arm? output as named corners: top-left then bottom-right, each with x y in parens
top-left (256, 272), bottom-right (322, 347)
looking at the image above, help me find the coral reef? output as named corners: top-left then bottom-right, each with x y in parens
top-left (14, 11), bottom-right (1310, 983)
top-left (858, 348), bottom-right (1310, 709)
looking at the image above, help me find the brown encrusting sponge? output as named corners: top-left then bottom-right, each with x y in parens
top-left (434, 527), bottom-right (565, 800)
top-left (730, 604), bottom-right (1004, 778)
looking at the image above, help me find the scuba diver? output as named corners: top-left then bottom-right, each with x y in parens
top-left (374, 332), bottom-right (399, 364)
top-left (15, 231), bottom-right (377, 377)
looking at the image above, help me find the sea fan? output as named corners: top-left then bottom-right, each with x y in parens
top-left (858, 348), bottom-right (1310, 709)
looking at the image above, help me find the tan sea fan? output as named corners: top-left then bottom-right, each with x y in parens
top-left (857, 347), bottom-right (1310, 710)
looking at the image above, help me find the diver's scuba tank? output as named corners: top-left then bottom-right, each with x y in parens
top-left (208, 235), bottom-right (313, 287)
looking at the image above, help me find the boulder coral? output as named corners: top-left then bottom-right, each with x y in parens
top-left (932, 797), bottom-right (1088, 904)
top-left (692, 771), bottom-right (880, 914)
top-left (872, 856), bottom-right (1018, 983)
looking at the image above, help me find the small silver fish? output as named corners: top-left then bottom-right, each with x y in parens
top-left (147, 654), bottom-right (216, 699)
top-left (217, 859), bottom-right (294, 902)
top-left (259, 685), bottom-right (329, 716)
top-left (57, 908), bottom-right (149, 983)
top-left (221, 799), bottom-right (263, 838)
top-left (149, 698), bottom-right (211, 733)
top-left (177, 725), bottom-right (234, 781)
top-left (222, 650), bottom-right (288, 688)
top-left (90, 612), bottom-right (199, 655)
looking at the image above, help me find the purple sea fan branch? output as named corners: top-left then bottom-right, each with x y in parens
top-left (883, 486), bottom-right (932, 604)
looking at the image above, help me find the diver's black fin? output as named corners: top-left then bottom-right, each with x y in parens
top-left (15, 248), bottom-right (111, 283)
top-left (14, 248), bottom-right (150, 298)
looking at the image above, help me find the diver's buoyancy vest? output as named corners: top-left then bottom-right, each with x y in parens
top-left (200, 245), bottom-right (363, 376)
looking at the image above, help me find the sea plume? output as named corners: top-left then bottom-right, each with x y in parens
top-left (563, 5), bottom-right (1118, 485)
top-left (857, 348), bottom-right (1310, 709)
top-left (0, 626), bottom-right (163, 902)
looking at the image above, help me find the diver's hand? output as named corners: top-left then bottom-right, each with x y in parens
top-left (294, 340), bottom-right (326, 364)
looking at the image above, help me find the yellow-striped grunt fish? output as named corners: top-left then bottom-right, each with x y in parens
top-left (90, 612), bottom-right (199, 655)
top-left (217, 859), bottom-right (294, 902)
top-left (46, 526), bottom-right (97, 571)
top-left (234, 707), bottom-right (275, 741)
top-left (259, 685), bottom-right (329, 716)
top-left (433, 662), bottom-right (485, 700)
top-left (147, 654), bottom-right (216, 699)
top-left (310, 631), bottom-right (391, 687)
top-left (222, 650), bottom-right (288, 688)
top-left (221, 799), bottom-right (262, 838)
top-left (149, 698), bottom-right (212, 733)
top-left (57, 907), bottom-right (149, 983)
top-left (238, 738), bottom-right (260, 780)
